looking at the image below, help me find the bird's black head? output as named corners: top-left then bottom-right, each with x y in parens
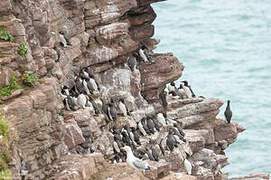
top-left (179, 84), bottom-right (183, 89)
top-left (170, 82), bottom-right (175, 86)
top-left (59, 31), bottom-right (65, 35)
top-left (182, 80), bottom-right (188, 86)
top-left (227, 100), bottom-right (231, 104)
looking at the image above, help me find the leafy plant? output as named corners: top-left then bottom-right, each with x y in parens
top-left (0, 76), bottom-right (21, 98)
top-left (17, 43), bottom-right (28, 56)
top-left (0, 116), bottom-right (8, 139)
top-left (21, 72), bottom-right (39, 87)
top-left (0, 29), bottom-right (14, 42)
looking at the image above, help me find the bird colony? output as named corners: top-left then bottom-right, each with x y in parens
top-left (59, 39), bottom-right (232, 173)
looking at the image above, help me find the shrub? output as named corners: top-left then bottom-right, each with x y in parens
top-left (17, 43), bottom-right (28, 56)
top-left (0, 116), bottom-right (9, 138)
top-left (0, 29), bottom-right (14, 42)
top-left (21, 72), bottom-right (39, 87)
top-left (0, 76), bottom-right (21, 98)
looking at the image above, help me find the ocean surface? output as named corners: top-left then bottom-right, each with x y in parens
top-left (152, 0), bottom-right (271, 177)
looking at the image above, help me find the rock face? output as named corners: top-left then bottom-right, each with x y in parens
top-left (0, 0), bottom-right (262, 180)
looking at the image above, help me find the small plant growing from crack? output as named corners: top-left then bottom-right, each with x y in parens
top-left (0, 76), bottom-right (21, 98)
top-left (0, 115), bottom-right (13, 179)
top-left (21, 71), bottom-right (40, 87)
top-left (17, 43), bottom-right (28, 56)
top-left (0, 28), bottom-right (14, 42)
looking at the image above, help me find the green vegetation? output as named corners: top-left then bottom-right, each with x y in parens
top-left (22, 71), bottom-right (39, 87)
top-left (0, 29), bottom-right (14, 42)
top-left (0, 76), bottom-right (21, 98)
top-left (17, 43), bottom-right (28, 56)
top-left (0, 116), bottom-right (9, 138)
top-left (0, 115), bottom-right (12, 180)
top-left (51, 69), bottom-right (57, 77)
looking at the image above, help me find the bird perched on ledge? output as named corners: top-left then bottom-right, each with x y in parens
top-left (224, 100), bottom-right (232, 123)
top-left (120, 146), bottom-right (151, 170)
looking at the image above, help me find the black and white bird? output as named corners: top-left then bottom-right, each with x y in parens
top-left (141, 118), bottom-right (151, 135)
top-left (137, 121), bottom-right (147, 136)
top-left (63, 95), bottom-right (76, 111)
top-left (166, 129), bottom-right (178, 152)
top-left (159, 139), bottom-right (165, 156)
top-left (184, 159), bottom-right (192, 175)
top-left (127, 55), bottom-right (137, 72)
top-left (177, 84), bottom-right (188, 99)
top-left (151, 146), bottom-right (159, 161)
top-left (77, 94), bottom-right (87, 109)
top-left (157, 113), bottom-right (167, 126)
top-left (89, 96), bottom-right (99, 115)
top-left (75, 76), bottom-right (85, 94)
top-left (224, 100), bottom-right (232, 123)
top-left (131, 127), bottom-right (141, 145)
top-left (182, 80), bottom-right (196, 98)
top-left (118, 99), bottom-right (127, 116)
top-left (168, 82), bottom-right (177, 96)
top-left (59, 31), bottom-right (72, 47)
top-left (109, 101), bottom-right (117, 121)
top-left (53, 47), bottom-right (61, 62)
top-left (139, 48), bottom-right (149, 63)
top-left (174, 123), bottom-right (185, 137)
top-left (86, 77), bottom-right (99, 93)
top-left (146, 117), bottom-right (155, 134)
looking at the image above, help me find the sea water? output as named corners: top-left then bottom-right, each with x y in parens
top-left (152, 0), bottom-right (271, 177)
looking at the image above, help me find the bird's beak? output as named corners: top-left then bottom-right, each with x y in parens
top-left (120, 147), bottom-right (125, 151)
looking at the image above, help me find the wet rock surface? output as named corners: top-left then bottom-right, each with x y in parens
top-left (0, 0), bottom-right (262, 180)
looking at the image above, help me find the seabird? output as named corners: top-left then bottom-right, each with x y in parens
top-left (63, 95), bottom-right (76, 111)
top-left (146, 117), bottom-right (155, 134)
top-left (174, 123), bottom-right (185, 137)
top-left (166, 129), bottom-right (177, 152)
top-left (75, 76), bottom-right (85, 94)
top-left (151, 147), bottom-right (159, 161)
top-left (61, 85), bottom-right (69, 96)
top-left (172, 127), bottom-right (185, 142)
top-left (121, 130), bottom-right (131, 146)
top-left (89, 96), bottom-right (99, 115)
top-left (157, 113), bottom-right (167, 126)
top-left (168, 82), bottom-right (178, 96)
top-left (152, 117), bottom-right (160, 132)
top-left (146, 148), bottom-right (155, 161)
top-left (224, 100), bottom-right (232, 123)
top-left (184, 159), bottom-right (192, 175)
top-left (141, 118), bottom-right (151, 135)
top-left (182, 80), bottom-right (196, 98)
top-left (82, 79), bottom-right (91, 95)
top-left (127, 55), bottom-right (137, 71)
top-left (53, 47), bottom-right (61, 62)
top-left (131, 127), bottom-right (141, 145)
top-left (109, 101), bottom-right (117, 121)
top-left (87, 77), bottom-right (98, 93)
top-left (59, 31), bottom-right (72, 47)
top-left (139, 48), bottom-right (149, 63)
top-left (137, 121), bottom-right (147, 136)
top-left (159, 139), bottom-right (165, 156)
top-left (77, 94), bottom-right (87, 109)
top-left (119, 99), bottom-right (127, 116)
top-left (178, 84), bottom-right (188, 99)
top-left (120, 146), bottom-right (151, 170)
top-left (113, 137), bottom-right (121, 153)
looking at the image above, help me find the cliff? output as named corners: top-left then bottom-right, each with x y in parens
top-left (0, 0), bottom-right (269, 180)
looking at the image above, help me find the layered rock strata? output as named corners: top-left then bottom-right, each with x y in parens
top-left (0, 0), bottom-right (268, 180)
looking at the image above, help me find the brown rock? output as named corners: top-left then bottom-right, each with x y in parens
top-left (214, 120), bottom-right (240, 145)
top-left (64, 119), bottom-right (85, 150)
top-left (230, 173), bottom-right (270, 180)
top-left (140, 53), bottom-right (184, 101)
